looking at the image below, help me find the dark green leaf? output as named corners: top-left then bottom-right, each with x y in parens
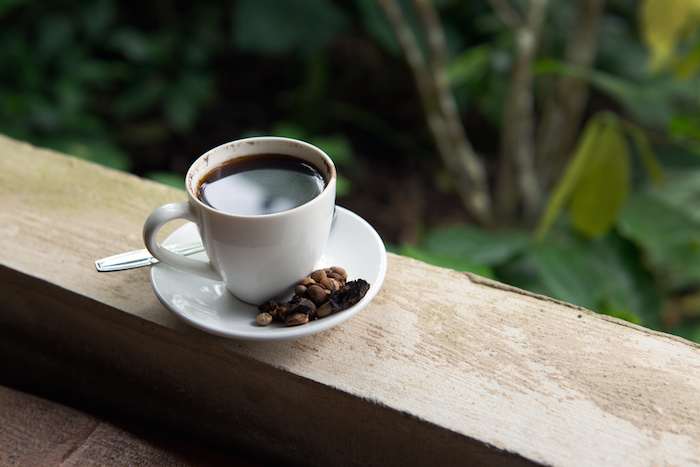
top-left (112, 81), bottom-right (163, 120)
top-left (424, 225), bottom-right (531, 266)
top-left (108, 28), bottom-right (150, 62)
top-left (37, 14), bottom-right (76, 60)
top-left (533, 235), bottom-right (652, 325)
top-left (618, 191), bottom-right (700, 290)
top-left (400, 244), bottom-right (495, 278)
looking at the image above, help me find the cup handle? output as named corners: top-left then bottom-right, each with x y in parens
top-left (143, 202), bottom-right (222, 281)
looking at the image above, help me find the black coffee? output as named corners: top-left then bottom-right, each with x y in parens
top-left (197, 154), bottom-right (326, 215)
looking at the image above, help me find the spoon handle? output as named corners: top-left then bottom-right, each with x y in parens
top-left (94, 242), bottom-right (204, 272)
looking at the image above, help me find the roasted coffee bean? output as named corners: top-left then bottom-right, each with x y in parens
top-left (310, 269), bottom-right (327, 283)
top-left (329, 272), bottom-right (345, 283)
top-left (306, 285), bottom-right (327, 306)
top-left (289, 297), bottom-right (317, 315)
top-left (277, 303), bottom-right (291, 319)
top-left (320, 277), bottom-right (339, 291)
top-left (316, 301), bottom-right (334, 318)
top-left (330, 279), bottom-right (370, 310)
top-left (330, 266), bottom-right (348, 280)
top-left (258, 300), bottom-right (278, 313)
top-left (295, 284), bottom-right (308, 297)
top-left (256, 266), bottom-right (369, 326)
top-left (301, 277), bottom-right (316, 287)
top-left (257, 312), bottom-right (273, 326)
top-left (285, 313), bottom-right (309, 326)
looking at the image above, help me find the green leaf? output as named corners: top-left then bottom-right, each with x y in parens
top-left (37, 13), bottom-right (76, 60)
top-left (536, 114), bottom-right (605, 240)
top-left (650, 169), bottom-right (700, 223)
top-left (625, 123), bottom-right (664, 187)
top-left (569, 120), bottom-right (631, 237)
top-left (535, 241), bottom-right (604, 311)
top-left (399, 244), bottom-right (495, 278)
top-left (534, 235), bottom-right (654, 325)
top-left (618, 191), bottom-right (700, 290)
top-left (108, 27), bottom-right (150, 62)
top-left (423, 225), bottom-right (531, 266)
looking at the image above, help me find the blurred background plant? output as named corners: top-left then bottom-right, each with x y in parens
top-left (2, 0), bottom-right (700, 342)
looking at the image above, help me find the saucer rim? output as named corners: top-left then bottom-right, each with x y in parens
top-left (150, 206), bottom-right (387, 340)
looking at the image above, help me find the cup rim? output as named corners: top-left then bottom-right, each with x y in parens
top-left (186, 136), bottom-right (337, 218)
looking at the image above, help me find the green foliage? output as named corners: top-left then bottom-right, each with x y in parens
top-left (423, 225), bottom-right (531, 266)
top-left (398, 244), bottom-right (495, 278)
top-left (536, 112), bottom-right (663, 240)
top-left (232, 0), bottom-right (349, 57)
top-left (0, 0), bottom-right (222, 170)
top-left (618, 182), bottom-right (700, 291)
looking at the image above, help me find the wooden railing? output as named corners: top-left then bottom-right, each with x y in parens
top-left (1, 133), bottom-right (699, 466)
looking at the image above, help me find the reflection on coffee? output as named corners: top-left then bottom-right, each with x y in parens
top-left (197, 154), bottom-right (326, 215)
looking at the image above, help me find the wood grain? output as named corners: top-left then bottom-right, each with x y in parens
top-left (1, 134), bottom-right (699, 466)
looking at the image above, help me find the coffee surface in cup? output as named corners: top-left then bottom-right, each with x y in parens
top-left (197, 154), bottom-right (326, 215)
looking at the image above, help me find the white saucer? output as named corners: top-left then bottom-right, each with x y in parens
top-left (150, 206), bottom-right (387, 340)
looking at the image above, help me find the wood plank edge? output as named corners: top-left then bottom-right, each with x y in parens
top-left (463, 271), bottom-right (700, 349)
top-left (1, 264), bottom-right (543, 467)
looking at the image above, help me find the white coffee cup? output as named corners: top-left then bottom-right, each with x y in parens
top-left (143, 137), bottom-right (337, 304)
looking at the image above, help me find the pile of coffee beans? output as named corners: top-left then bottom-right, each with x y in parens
top-left (257, 267), bottom-right (370, 326)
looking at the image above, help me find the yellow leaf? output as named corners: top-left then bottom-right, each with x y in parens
top-left (639, 0), bottom-right (700, 72)
top-left (569, 121), bottom-right (631, 237)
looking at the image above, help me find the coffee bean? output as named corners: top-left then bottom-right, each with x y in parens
top-left (316, 301), bottom-right (334, 318)
top-left (310, 269), bottom-right (327, 283)
top-left (256, 266), bottom-right (370, 326)
top-left (307, 285), bottom-right (327, 306)
top-left (330, 266), bottom-right (348, 280)
top-left (295, 284), bottom-right (308, 297)
top-left (285, 313), bottom-right (309, 326)
top-left (257, 312), bottom-right (273, 326)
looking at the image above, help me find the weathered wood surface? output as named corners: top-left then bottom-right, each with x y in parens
top-left (0, 385), bottom-right (260, 466)
top-left (1, 133), bottom-right (699, 466)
